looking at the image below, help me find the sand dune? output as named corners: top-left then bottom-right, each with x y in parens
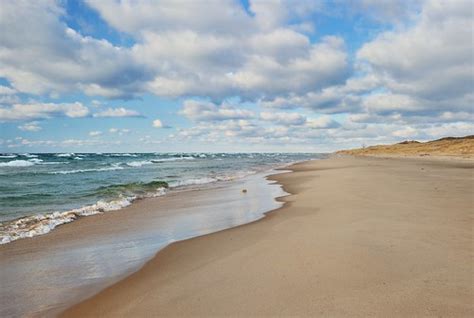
top-left (337, 135), bottom-right (474, 159)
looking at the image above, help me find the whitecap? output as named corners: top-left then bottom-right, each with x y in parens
top-left (151, 156), bottom-right (195, 162)
top-left (20, 153), bottom-right (38, 158)
top-left (0, 186), bottom-right (168, 244)
top-left (169, 177), bottom-right (218, 187)
top-left (0, 197), bottom-right (133, 244)
top-left (0, 160), bottom-right (35, 167)
top-left (126, 160), bottom-right (154, 167)
top-left (28, 158), bottom-right (43, 164)
top-left (50, 164), bottom-right (123, 174)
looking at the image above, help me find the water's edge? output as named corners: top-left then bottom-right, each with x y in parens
top-left (57, 167), bottom-right (296, 316)
top-left (1, 159), bottom-right (314, 317)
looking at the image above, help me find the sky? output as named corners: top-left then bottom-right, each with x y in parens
top-left (0, 0), bottom-right (473, 153)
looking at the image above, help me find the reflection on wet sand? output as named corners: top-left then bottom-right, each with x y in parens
top-left (0, 171), bottom-right (287, 317)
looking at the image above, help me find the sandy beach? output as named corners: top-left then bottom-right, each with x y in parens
top-left (63, 156), bottom-right (474, 317)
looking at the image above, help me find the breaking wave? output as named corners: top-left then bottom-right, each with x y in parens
top-left (0, 181), bottom-right (169, 244)
top-left (50, 164), bottom-right (123, 174)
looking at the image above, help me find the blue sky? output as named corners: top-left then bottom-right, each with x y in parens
top-left (0, 0), bottom-right (472, 152)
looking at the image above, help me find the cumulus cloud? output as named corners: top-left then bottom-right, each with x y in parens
top-left (109, 128), bottom-right (131, 135)
top-left (357, 0), bottom-right (473, 115)
top-left (0, 1), bottom-right (149, 98)
top-left (0, 102), bottom-right (89, 121)
top-left (93, 107), bottom-right (143, 118)
top-left (180, 100), bottom-right (254, 122)
top-left (1, 0), bottom-right (472, 151)
top-left (255, 0), bottom-right (473, 143)
top-left (152, 119), bottom-right (171, 128)
top-left (0, 85), bottom-right (16, 95)
top-left (89, 130), bottom-right (102, 137)
top-left (306, 116), bottom-right (340, 129)
top-left (260, 112), bottom-right (306, 125)
top-left (87, 1), bottom-right (349, 100)
top-left (18, 121), bottom-right (42, 132)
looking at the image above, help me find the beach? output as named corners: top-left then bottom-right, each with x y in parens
top-left (0, 169), bottom-right (290, 317)
top-left (63, 156), bottom-right (474, 317)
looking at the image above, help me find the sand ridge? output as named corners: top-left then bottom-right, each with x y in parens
top-left (337, 135), bottom-right (474, 159)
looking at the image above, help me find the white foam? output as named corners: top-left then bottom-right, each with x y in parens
top-left (168, 170), bottom-right (255, 188)
top-left (0, 187), bottom-right (168, 244)
top-left (0, 160), bottom-right (35, 167)
top-left (169, 177), bottom-right (218, 187)
top-left (39, 161), bottom-right (68, 165)
top-left (126, 160), bottom-right (154, 167)
top-left (21, 153), bottom-right (38, 158)
top-left (151, 156), bottom-right (195, 162)
top-left (0, 155), bottom-right (17, 159)
top-left (27, 158), bottom-right (43, 164)
top-left (108, 153), bottom-right (137, 157)
top-left (56, 153), bottom-right (74, 157)
top-left (0, 197), bottom-right (132, 244)
top-left (50, 164), bottom-right (123, 174)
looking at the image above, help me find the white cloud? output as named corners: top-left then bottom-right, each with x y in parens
top-left (93, 107), bottom-right (142, 118)
top-left (180, 100), bottom-right (254, 122)
top-left (88, 1), bottom-right (349, 100)
top-left (89, 130), bottom-right (102, 137)
top-left (0, 1), bottom-right (350, 101)
top-left (152, 119), bottom-right (170, 128)
top-left (0, 1), bottom-right (148, 98)
top-left (306, 116), bottom-right (340, 129)
top-left (357, 0), bottom-right (473, 115)
top-left (0, 102), bottom-right (89, 121)
top-left (260, 112), bottom-right (306, 125)
top-left (109, 128), bottom-right (131, 135)
top-left (0, 85), bottom-right (16, 95)
top-left (18, 121), bottom-right (42, 132)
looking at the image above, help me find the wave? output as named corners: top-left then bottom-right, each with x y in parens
top-left (151, 156), bottom-right (195, 162)
top-left (39, 161), bottom-right (68, 165)
top-left (107, 153), bottom-right (138, 157)
top-left (0, 158), bottom-right (67, 168)
top-left (56, 153), bottom-right (74, 157)
top-left (0, 155), bottom-right (17, 159)
top-left (124, 157), bottom-right (195, 166)
top-left (0, 182), bottom-right (169, 244)
top-left (95, 180), bottom-right (169, 197)
top-left (126, 160), bottom-right (154, 167)
top-left (0, 160), bottom-right (35, 167)
top-left (168, 177), bottom-right (218, 187)
top-left (50, 164), bottom-right (123, 174)
top-left (0, 198), bottom-right (132, 244)
top-left (27, 158), bottom-right (43, 164)
top-left (20, 153), bottom-right (38, 158)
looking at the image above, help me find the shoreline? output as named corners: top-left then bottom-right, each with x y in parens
top-left (0, 167), bottom-right (293, 317)
top-left (0, 152), bottom-right (318, 246)
top-left (63, 155), bottom-right (473, 317)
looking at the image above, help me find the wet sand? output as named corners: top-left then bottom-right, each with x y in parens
top-left (0, 172), bottom-right (286, 317)
top-left (64, 156), bottom-right (474, 317)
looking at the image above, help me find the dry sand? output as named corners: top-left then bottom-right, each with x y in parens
top-left (63, 156), bottom-right (474, 317)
